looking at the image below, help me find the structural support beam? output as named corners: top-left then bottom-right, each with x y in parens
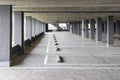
top-left (14, 11), bottom-right (24, 54)
top-left (96, 18), bottom-right (102, 42)
top-left (90, 19), bottom-right (95, 40)
top-left (26, 16), bottom-right (32, 40)
top-left (0, 5), bottom-right (12, 67)
top-left (107, 16), bottom-right (114, 47)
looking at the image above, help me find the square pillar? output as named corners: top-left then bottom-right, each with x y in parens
top-left (82, 20), bottom-right (85, 38)
top-left (90, 19), bottom-right (95, 40)
top-left (116, 21), bottom-right (120, 34)
top-left (85, 20), bottom-right (89, 38)
top-left (96, 18), bottom-right (102, 42)
top-left (32, 18), bottom-right (36, 37)
top-left (107, 16), bottom-right (114, 46)
top-left (26, 16), bottom-right (32, 40)
top-left (36, 20), bottom-right (39, 35)
top-left (0, 5), bottom-right (12, 67)
top-left (104, 22), bottom-right (107, 33)
top-left (45, 24), bottom-right (48, 32)
top-left (14, 11), bottom-right (24, 54)
top-left (78, 21), bottom-right (82, 36)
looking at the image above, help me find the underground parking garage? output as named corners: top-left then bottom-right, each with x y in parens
top-left (1, 0), bottom-right (120, 80)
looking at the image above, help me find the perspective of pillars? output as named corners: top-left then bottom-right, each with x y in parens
top-left (26, 16), bottom-right (32, 40)
top-left (90, 19), bottom-right (95, 40)
top-left (14, 11), bottom-right (24, 54)
top-left (107, 16), bottom-right (114, 46)
top-left (0, 5), bottom-right (12, 67)
top-left (96, 18), bottom-right (102, 42)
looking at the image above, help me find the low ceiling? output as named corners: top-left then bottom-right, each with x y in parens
top-left (1, 0), bottom-right (120, 23)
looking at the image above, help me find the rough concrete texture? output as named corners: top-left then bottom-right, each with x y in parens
top-left (1, 32), bottom-right (120, 80)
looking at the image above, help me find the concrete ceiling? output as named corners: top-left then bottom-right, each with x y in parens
top-left (1, 0), bottom-right (120, 23)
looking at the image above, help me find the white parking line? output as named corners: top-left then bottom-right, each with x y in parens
top-left (46, 35), bottom-right (50, 53)
top-left (44, 55), bottom-right (48, 64)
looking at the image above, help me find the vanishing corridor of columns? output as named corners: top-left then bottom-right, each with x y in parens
top-left (0, 5), bottom-right (46, 67)
top-left (0, 5), bottom-right (120, 68)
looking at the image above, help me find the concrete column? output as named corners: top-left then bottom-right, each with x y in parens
top-left (104, 22), bottom-right (107, 33)
top-left (82, 20), bottom-right (85, 38)
top-left (74, 23), bottom-right (77, 34)
top-left (0, 5), bottom-right (12, 67)
top-left (116, 21), bottom-right (120, 34)
top-left (90, 19), bottom-right (95, 40)
top-left (72, 23), bottom-right (74, 33)
top-left (77, 22), bottom-right (79, 35)
top-left (72, 23), bottom-right (74, 34)
top-left (26, 16), bottom-right (32, 40)
top-left (107, 16), bottom-right (114, 46)
top-left (76, 22), bottom-right (79, 35)
top-left (78, 21), bottom-right (82, 35)
top-left (14, 11), bottom-right (24, 54)
top-left (36, 20), bottom-right (39, 35)
top-left (85, 20), bottom-right (89, 38)
top-left (38, 21), bottom-right (41, 34)
top-left (96, 18), bottom-right (102, 42)
top-left (45, 24), bottom-right (48, 32)
top-left (32, 18), bottom-right (36, 37)
top-left (41, 22), bottom-right (43, 33)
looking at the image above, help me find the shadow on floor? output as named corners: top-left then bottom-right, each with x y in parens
top-left (11, 35), bottom-right (45, 67)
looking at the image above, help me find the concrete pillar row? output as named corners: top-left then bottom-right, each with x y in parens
top-left (90, 19), bottom-right (95, 40)
top-left (26, 16), bottom-right (32, 40)
top-left (14, 11), bottom-right (24, 54)
top-left (107, 16), bottom-right (114, 47)
top-left (0, 5), bottom-right (12, 67)
top-left (96, 18), bottom-right (102, 42)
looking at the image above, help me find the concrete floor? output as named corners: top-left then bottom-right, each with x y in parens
top-left (1, 32), bottom-right (120, 80)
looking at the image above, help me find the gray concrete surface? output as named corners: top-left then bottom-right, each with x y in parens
top-left (1, 32), bottom-right (120, 80)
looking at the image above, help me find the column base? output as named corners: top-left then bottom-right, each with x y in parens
top-left (107, 44), bottom-right (113, 47)
top-left (0, 61), bottom-right (10, 67)
top-left (96, 41), bottom-right (102, 43)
